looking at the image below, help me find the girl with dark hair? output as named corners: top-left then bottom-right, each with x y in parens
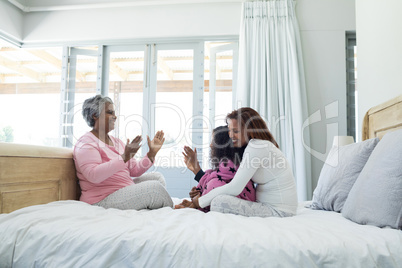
top-left (188, 108), bottom-right (298, 218)
top-left (177, 126), bottom-right (255, 211)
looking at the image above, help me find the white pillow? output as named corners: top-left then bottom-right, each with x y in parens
top-left (342, 129), bottom-right (402, 229)
top-left (311, 138), bottom-right (379, 212)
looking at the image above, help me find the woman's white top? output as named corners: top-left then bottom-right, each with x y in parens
top-left (198, 139), bottom-right (298, 215)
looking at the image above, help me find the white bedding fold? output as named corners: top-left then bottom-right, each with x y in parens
top-left (0, 200), bottom-right (401, 268)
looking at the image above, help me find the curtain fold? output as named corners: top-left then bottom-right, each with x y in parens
top-left (237, 0), bottom-right (311, 200)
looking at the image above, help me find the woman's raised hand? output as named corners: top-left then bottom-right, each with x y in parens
top-left (183, 146), bottom-right (201, 175)
top-left (122, 135), bottom-right (142, 163)
top-left (147, 130), bottom-right (165, 162)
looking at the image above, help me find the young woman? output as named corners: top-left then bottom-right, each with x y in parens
top-left (73, 95), bottom-right (173, 210)
top-left (177, 126), bottom-right (256, 212)
top-left (188, 108), bottom-right (298, 217)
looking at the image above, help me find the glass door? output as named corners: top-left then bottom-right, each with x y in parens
top-left (148, 43), bottom-right (204, 197)
top-left (103, 45), bottom-right (147, 144)
top-left (60, 46), bottom-right (99, 148)
top-left (207, 42), bottom-right (238, 129)
top-left (203, 42), bottom-right (239, 170)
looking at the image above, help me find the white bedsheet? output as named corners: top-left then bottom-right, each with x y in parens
top-left (0, 200), bottom-right (401, 268)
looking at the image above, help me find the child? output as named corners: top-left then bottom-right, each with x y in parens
top-left (176, 126), bottom-right (256, 212)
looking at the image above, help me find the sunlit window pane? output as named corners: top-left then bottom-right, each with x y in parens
top-left (155, 49), bottom-right (194, 167)
top-left (108, 50), bottom-right (145, 141)
top-left (0, 40), bottom-right (62, 146)
top-left (202, 41), bottom-right (236, 169)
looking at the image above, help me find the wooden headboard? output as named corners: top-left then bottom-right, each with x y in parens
top-left (0, 143), bottom-right (79, 213)
top-left (362, 94), bottom-right (402, 141)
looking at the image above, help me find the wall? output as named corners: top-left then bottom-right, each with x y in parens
top-left (296, 0), bottom-right (356, 192)
top-left (0, 0), bottom-right (356, 197)
top-left (356, 0), bottom-right (402, 134)
top-left (0, 1), bottom-right (24, 43)
top-left (22, 3), bottom-right (242, 44)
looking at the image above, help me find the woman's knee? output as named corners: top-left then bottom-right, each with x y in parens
top-left (147, 181), bottom-right (171, 197)
top-left (210, 195), bottom-right (234, 207)
top-left (147, 181), bottom-right (173, 207)
top-left (150, 172), bottom-right (166, 187)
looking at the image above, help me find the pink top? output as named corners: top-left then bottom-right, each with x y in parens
top-left (73, 132), bottom-right (153, 204)
top-left (197, 160), bottom-right (256, 212)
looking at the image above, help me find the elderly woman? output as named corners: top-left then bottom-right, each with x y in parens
top-left (73, 95), bottom-right (173, 210)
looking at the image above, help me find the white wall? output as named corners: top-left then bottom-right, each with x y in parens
top-left (297, 0), bottom-right (356, 192)
top-left (0, 0), bottom-right (356, 196)
top-left (0, 1), bottom-right (24, 42)
top-left (356, 0), bottom-right (402, 134)
top-left (22, 3), bottom-right (242, 44)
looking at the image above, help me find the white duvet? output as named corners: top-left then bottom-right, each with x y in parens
top-left (0, 200), bottom-right (401, 268)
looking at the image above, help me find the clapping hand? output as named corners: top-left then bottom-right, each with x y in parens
top-left (147, 130), bottom-right (165, 162)
top-left (189, 186), bottom-right (201, 198)
top-left (122, 135), bottom-right (142, 163)
top-left (183, 146), bottom-right (201, 175)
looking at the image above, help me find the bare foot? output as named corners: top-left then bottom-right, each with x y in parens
top-left (174, 199), bottom-right (195, 209)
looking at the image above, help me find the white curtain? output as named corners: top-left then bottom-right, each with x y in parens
top-left (236, 0), bottom-right (311, 200)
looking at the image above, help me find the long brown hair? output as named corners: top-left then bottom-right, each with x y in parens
top-left (226, 107), bottom-right (279, 148)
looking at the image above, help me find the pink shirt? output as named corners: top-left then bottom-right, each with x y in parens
top-left (73, 132), bottom-right (153, 204)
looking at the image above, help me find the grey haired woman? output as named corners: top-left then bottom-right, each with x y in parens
top-left (73, 94), bottom-right (173, 210)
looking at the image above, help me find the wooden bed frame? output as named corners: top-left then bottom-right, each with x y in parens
top-left (362, 94), bottom-right (402, 140)
top-left (0, 143), bottom-right (80, 213)
top-left (1, 94), bottom-right (402, 214)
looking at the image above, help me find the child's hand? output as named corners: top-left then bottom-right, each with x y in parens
top-left (189, 186), bottom-right (201, 198)
top-left (191, 194), bottom-right (201, 209)
top-left (183, 146), bottom-right (201, 175)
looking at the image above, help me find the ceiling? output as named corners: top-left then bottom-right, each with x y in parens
top-left (8, 0), bottom-right (243, 12)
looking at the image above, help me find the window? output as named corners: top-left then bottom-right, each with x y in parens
top-left (346, 32), bottom-right (357, 141)
top-left (61, 46), bottom-right (99, 148)
top-left (202, 41), bottom-right (238, 169)
top-left (104, 45), bottom-right (146, 147)
top-left (0, 39), bottom-right (62, 146)
top-left (0, 39), bottom-right (238, 197)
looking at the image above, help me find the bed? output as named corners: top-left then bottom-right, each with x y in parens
top-left (1, 96), bottom-right (402, 267)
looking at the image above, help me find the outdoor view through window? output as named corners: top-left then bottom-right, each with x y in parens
top-left (0, 40), bottom-right (237, 168)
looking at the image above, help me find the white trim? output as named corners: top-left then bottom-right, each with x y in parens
top-left (59, 46), bottom-right (69, 147)
top-left (97, 46), bottom-right (105, 95)
top-left (209, 49), bottom-right (217, 131)
top-left (142, 44), bottom-right (152, 156)
top-left (148, 44), bottom-right (158, 147)
top-left (70, 48), bottom-right (98, 57)
top-left (0, 31), bottom-right (22, 48)
top-left (19, 36), bottom-right (239, 49)
top-left (8, 0), bottom-right (244, 12)
top-left (232, 42), bottom-right (239, 109)
top-left (7, 0), bottom-right (26, 11)
top-left (192, 42), bottom-right (205, 164)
